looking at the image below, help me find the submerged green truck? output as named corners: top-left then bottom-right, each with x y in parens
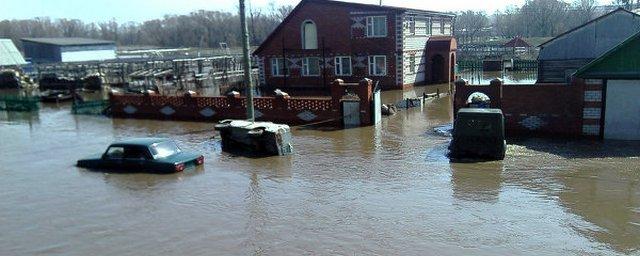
top-left (449, 108), bottom-right (506, 160)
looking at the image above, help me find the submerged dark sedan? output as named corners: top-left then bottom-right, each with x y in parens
top-left (77, 138), bottom-right (204, 173)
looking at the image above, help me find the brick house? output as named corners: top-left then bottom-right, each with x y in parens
top-left (253, 0), bottom-right (457, 93)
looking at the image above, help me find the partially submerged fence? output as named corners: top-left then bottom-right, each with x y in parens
top-left (0, 95), bottom-right (39, 112)
top-left (72, 100), bottom-right (110, 115)
top-left (110, 79), bottom-right (379, 127)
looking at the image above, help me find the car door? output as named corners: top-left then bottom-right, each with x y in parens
top-left (122, 146), bottom-right (150, 171)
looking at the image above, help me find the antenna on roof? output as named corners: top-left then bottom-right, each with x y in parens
top-left (379, 0), bottom-right (382, 6)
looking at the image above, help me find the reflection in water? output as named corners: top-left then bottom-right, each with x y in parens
top-left (558, 167), bottom-right (640, 254)
top-left (451, 162), bottom-right (504, 203)
top-left (1, 84), bottom-right (640, 255)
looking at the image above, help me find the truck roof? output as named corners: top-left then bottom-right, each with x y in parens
top-left (458, 108), bottom-right (503, 114)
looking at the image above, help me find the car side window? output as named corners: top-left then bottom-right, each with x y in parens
top-left (105, 146), bottom-right (125, 159)
top-left (124, 147), bottom-right (150, 160)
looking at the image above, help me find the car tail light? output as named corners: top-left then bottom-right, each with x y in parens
top-left (196, 156), bottom-right (204, 165)
top-left (175, 163), bottom-right (185, 172)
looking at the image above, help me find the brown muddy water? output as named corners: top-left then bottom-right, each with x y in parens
top-left (1, 86), bottom-right (639, 256)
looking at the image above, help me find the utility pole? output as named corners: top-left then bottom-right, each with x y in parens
top-left (239, 0), bottom-right (255, 122)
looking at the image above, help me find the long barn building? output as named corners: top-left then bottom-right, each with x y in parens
top-left (21, 37), bottom-right (116, 63)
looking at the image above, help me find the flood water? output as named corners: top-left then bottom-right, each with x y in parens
top-left (458, 69), bottom-right (538, 85)
top-left (1, 85), bottom-right (639, 255)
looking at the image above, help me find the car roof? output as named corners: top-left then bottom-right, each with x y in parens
top-left (110, 138), bottom-right (171, 147)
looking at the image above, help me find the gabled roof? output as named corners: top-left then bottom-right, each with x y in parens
top-left (539, 8), bottom-right (640, 47)
top-left (575, 30), bottom-right (640, 79)
top-left (253, 0), bottom-right (455, 55)
top-left (503, 37), bottom-right (531, 48)
top-left (0, 39), bottom-right (26, 66)
top-left (21, 37), bottom-right (115, 46)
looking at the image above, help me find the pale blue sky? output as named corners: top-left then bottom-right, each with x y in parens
top-left (1, 0), bottom-right (604, 23)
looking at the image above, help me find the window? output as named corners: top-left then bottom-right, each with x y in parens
top-left (302, 20), bottom-right (318, 49)
top-left (368, 55), bottom-right (387, 76)
top-left (123, 147), bottom-right (150, 160)
top-left (335, 56), bottom-right (352, 76)
top-left (443, 20), bottom-right (452, 35)
top-left (302, 57), bottom-right (320, 76)
top-left (432, 19), bottom-right (441, 35)
top-left (366, 16), bottom-right (387, 37)
top-left (271, 58), bottom-right (288, 76)
top-left (408, 16), bottom-right (416, 35)
top-left (150, 141), bottom-right (182, 159)
top-left (409, 54), bottom-right (416, 74)
top-left (105, 146), bottom-right (125, 159)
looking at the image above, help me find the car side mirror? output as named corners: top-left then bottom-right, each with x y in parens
top-left (101, 154), bottom-right (108, 160)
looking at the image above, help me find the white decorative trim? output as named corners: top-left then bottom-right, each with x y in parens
top-left (199, 107), bottom-right (216, 117)
top-left (160, 106), bottom-right (176, 116)
top-left (297, 111), bottom-right (318, 121)
top-left (584, 90), bottom-right (602, 102)
top-left (123, 105), bottom-right (137, 114)
top-left (519, 116), bottom-right (546, 130)
top-left (583, 125), bottom-right (600, 135)
top-left (583, 108), bottom-right (601, 119)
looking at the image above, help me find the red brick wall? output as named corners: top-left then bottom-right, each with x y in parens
top-left (255, 1), bottom-right (399, 90)
top-left (110, 79), bottom-right (376, 127)
top-left (454, 79), bottom-right (591, 137)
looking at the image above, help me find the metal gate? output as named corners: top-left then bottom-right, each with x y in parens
top-left (372, 83), bottom-right (382, 124)
top-left (342, 100), bottom-right (360, 128)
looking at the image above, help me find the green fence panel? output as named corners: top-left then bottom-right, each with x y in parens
top-left (0, 96), bottom-right (40, 112)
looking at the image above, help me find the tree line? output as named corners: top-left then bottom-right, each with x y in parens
top-left (0, 4), bottom-right (293, 50)
top-left (455, 0), bottom-right (640, 44)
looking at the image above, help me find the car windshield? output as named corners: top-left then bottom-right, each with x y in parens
top-left (149, 141), bottom-right (181, 159)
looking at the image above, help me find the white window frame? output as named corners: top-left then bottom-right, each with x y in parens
top-left (408, 16), bottom-right (416, 35)
top-left (368, 55), bottom-right (387, 76)
top-left (366, 16), bottom-right (388, 38)
top-left (302, 57), bottom-right (320, 77)
top-left (301, 20), bottom-right (318, 50)
top-left (409, 54), bottom-right (416, 74)
top-left (334, 56), bottom-right (352, 76)
top-left (270, 58), bottom-right (288, 77)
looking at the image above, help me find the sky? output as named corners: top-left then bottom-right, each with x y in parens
top-left (1, 0), bottom-right (605, 23)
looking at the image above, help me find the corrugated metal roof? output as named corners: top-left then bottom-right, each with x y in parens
top-left (0, 39), bottom-right (27, 66)
top-left (21, 37), bottom-right (115, 46)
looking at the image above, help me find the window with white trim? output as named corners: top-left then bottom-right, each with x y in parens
top-left (335, 56), bottom-right (352, 76)
top-left (409, 54), bottom-right (416, 74)
top-left (270, 58), bottom-right (288, 76)
top-left (302, 21), bottom-right (318, 49)
top-left (408, 16), bottom-right (416, 35)
top-left (302, 57), bottom-right (320, 76)
top-left (366, 16), bottom-right (387, 37)
top-left (368, 55), bottom-right (387, 76)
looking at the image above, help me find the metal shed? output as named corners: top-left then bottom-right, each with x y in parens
top-left (576, 31), bottom-right (640, 140)
top-left (21, 37), bottom-right (116, 63)
top-left (537, 8), bottom-right (640, 83)
top-left (0, 39), bottom-right (27, 67)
